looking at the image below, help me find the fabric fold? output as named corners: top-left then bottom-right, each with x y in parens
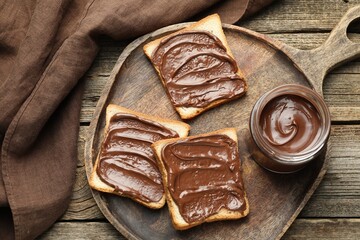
top-left (0, 0), bottom-right (72, 135)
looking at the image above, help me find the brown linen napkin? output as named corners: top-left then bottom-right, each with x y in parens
top-left (0, 0), bottom-right (274, 239)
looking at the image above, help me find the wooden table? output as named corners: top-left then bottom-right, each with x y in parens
top-left (40, 0), bottom-right (360, 239)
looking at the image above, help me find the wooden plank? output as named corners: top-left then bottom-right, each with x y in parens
top-left (61, 127), bottom-right (104, 220)
top-left (39, 219), bottom-right (360, 239)
top-left (328, 107), bottom-right (360, 122)
top-left (62, 125), bottom-right (360, 220)
top-left (240, 0), bottom-right (360, 33)
top-left (283, 219), bottom-right (360, 239)
top-left (301, 198), bottom-right (360, 218)
top-left (39, 222), bottom-right (126, 240)
top-left (270, 33), bottom-right (360, 52)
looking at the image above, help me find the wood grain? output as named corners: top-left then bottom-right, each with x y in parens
top-left (61, 127), bottom-right (104, 221)
top-left (39, 222), bottom-right (125, 240)
top-left (301, 125), bottom-right (360, 218)
top-left (241, 0), bottom-right (360, 33)
top-left (283, 219), bottom-right (360, 239)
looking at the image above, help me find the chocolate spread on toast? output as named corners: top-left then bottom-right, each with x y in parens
top-left (97, 113), bottom-right (178, 203)
top-left (161, 134), bottom-right (247, 223)
top-left (151, 31), bottom-right (246, 108)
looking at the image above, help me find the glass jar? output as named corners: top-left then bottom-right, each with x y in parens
top-left (249, 84), bottom-right (331, 173)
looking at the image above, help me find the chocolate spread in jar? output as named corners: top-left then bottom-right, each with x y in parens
top-left (151, 31), bottom-right (246, 108)
top-left (161, 134), bottom-right (247, 223)
top-left (97, 113), bottom-right (179, 203)
top-left (260, 95), bottom-right (322, 154)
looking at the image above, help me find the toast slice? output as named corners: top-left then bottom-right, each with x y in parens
top-left (144, 14), bottom-right (247, 120)
top-left (152, 128), bottom-right (249, 229)
top-left (89, 104), bottom-right (190, 209)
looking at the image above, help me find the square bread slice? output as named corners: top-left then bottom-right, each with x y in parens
top-left (152, 128), bottom-right (249, 229)
top-left (89, 104), bottom-right (190, 209)
top-left (144, 14), bottom-right (247, 120)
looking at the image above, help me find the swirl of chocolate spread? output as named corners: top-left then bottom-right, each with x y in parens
top-left (97, 113), bottom-right (179, 203)
top-left (260, 95), bottom-right (322, 154)
top-left (151, 31), bottom-right (246, 108)
top-left (161, 134), bottom-right (247, 223)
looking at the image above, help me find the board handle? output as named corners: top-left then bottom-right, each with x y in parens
top-left (287, 5), bottom-right (360, 94)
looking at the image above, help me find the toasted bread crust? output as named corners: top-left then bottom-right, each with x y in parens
top-left (144, 14), bottom-right (247, 120)
top-left (89, 104), bottom-right (190, 209)
top-left (152, 128), bottom-right (249, 229)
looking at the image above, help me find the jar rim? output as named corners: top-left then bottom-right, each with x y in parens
top-left (250, 84), bottom-right (331, 164)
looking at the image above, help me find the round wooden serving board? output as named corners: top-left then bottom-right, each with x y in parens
top-left (85, 6), bottom-right (360, 240)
